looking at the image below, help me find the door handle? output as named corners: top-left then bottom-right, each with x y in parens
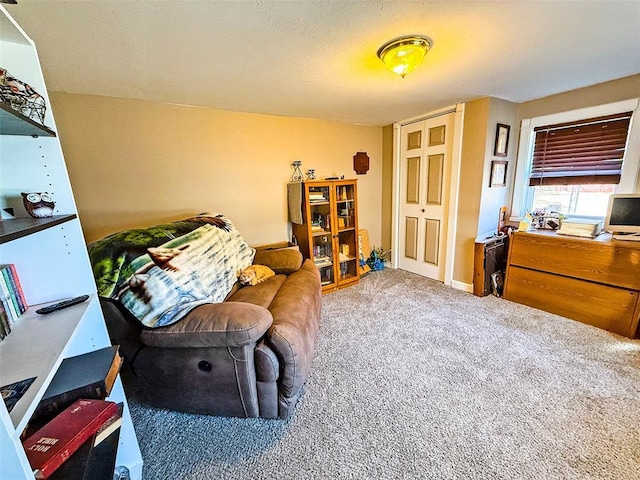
top-left (421, 209), bottom-right (425, 213)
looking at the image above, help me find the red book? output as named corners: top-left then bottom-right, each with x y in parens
top-left (22, 399), bottom-right (118, 479)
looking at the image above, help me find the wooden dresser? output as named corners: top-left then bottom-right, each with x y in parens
top-left (503, 230), bottom-right (640, 338)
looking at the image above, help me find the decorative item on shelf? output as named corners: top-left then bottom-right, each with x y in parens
top-left (353, 151), bottom-right (369, 175)
top-left (290, 160), bottom-right (303, 182)
top-left (325, 172), bottom-right (345, 180)
top-left (0, 67), bottom-right (47, 124)
top-left (377, 35), bottom-right (433, 78)
top-left (305, 169), bottom-right (316, 180)
top-left (493, 123), bottom-right (510, 157)
top-left (22, 192), bottom-right (55, 218)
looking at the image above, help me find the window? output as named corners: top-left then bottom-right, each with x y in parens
top-left (529, 111), bottom-right (631, 217)
top-left (530, 184), bottom-right (615, 218)
top-left (511, 99), bottom-right (640, 221)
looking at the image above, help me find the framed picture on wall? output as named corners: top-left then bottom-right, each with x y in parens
top-left (494, 123), bottom-right (510, 157)
top-left (490, 160), bottom-right (507, 187)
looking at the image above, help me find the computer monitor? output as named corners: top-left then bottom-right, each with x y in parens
top-left (604, 194), bottom-right (640, 239)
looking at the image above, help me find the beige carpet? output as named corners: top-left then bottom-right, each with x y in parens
top-left (129, 268), bottom-right (640, 479)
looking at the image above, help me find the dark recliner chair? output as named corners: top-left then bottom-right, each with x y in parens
top-left (100, 248), bottom-right (322, 419)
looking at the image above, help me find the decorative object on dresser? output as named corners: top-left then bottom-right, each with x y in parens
top-left (556, 218), bottom-right (603, 238)
top-left (89, 215), bottom-right (322, 419)
top-left (503, 230), bottom-right (640, 338)
top-left (292, 179), bottom-right (360, 292)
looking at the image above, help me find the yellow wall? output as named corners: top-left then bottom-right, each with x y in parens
top-left (452, 98), bottom-right (489, 284)
top-left (52, 74), bottom-right (639, 287)
top-left (381, 125), bottom-right (393, 251)
top-left (516, 74), bottom-right (640, 193)
top-left (49, 92), bottom-right (383, 246)
top-left (451, 97), bottom-right (518, 286)
top-left (517, 74), bottom-right (640, 121)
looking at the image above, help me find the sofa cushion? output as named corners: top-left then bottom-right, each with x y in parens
top-left (226, 274), bottom-right (286, 309)
top-left (140, 302), bottom-right (272, 348)
top-left (253, 249), bottom-right (303, 275)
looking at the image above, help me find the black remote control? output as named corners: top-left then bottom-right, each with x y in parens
top-left (36, 295), bottom-right (90, 314)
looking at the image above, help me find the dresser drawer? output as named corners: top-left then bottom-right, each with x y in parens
top-left (504, 266), bottom-right (638, 337)
top-left (509, 232), bottom-right (640, 290)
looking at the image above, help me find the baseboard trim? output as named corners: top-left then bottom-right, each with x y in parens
top-left (451, 280), bottom-right (473, 293)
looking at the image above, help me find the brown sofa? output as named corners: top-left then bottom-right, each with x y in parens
top-left (100, 248), bottom-right (322, 419)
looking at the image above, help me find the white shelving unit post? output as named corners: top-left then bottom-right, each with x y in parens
top-left (0, 6), bottom-right (143, 479)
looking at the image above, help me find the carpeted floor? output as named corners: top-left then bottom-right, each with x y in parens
top-left (128, 268), bottom-right (640, 479)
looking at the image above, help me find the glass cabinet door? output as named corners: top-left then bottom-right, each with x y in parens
top-left (335, 182), bottom-right (358, 285)
top-left (308, 184), bottom-right (335, 287)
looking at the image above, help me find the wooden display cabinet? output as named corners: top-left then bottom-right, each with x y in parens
top-left (293, 180), bottom-right (360, 292)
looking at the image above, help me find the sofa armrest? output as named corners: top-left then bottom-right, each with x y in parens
top-left (266, 260), bottom-right (321, 400)
top-left (253, 248), bottom-right (303, 275)
top-left (140, 302), bottom-right (273, 348)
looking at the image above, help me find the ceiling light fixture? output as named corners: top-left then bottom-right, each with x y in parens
top-left (377, 35), bottom-right (432, 78)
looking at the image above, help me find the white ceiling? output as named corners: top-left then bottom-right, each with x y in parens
top-left (5, 1), bottom-right (640, 126)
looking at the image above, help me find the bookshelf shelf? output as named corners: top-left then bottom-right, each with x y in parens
top-left (0, 214), bottom-right (77, 244)
top-left (0, 295), bottom-right (96, 434)
top-left (0, 102), bottom-right (56, 137)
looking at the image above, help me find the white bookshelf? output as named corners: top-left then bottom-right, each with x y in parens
top-left (0, 6), bottom-right (143, 479)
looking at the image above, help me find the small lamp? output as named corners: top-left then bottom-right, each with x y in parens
top-left (377, 35), bottom-right (432, 78)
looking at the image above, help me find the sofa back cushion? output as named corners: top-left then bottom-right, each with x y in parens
top-left (226, 274), bottom-right (286, 309)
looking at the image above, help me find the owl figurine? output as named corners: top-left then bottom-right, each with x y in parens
top-left (22, 192), bottom-right (55, 218)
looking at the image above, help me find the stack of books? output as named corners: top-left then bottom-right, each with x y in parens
top-left (557, 219), bottom-right (604, 238)
top-left (313, 256), bottom-right (333, 268)
top-left (308, 192), bottom-right (326, 203)
top-left (31, 345), bottom-right (123, 422)
top-left (24, 398), bottom-right (124, 480)
top-left (0, 263), bottom-right (27, 342)
top-left (16, 346), bottom-right (124, 480)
